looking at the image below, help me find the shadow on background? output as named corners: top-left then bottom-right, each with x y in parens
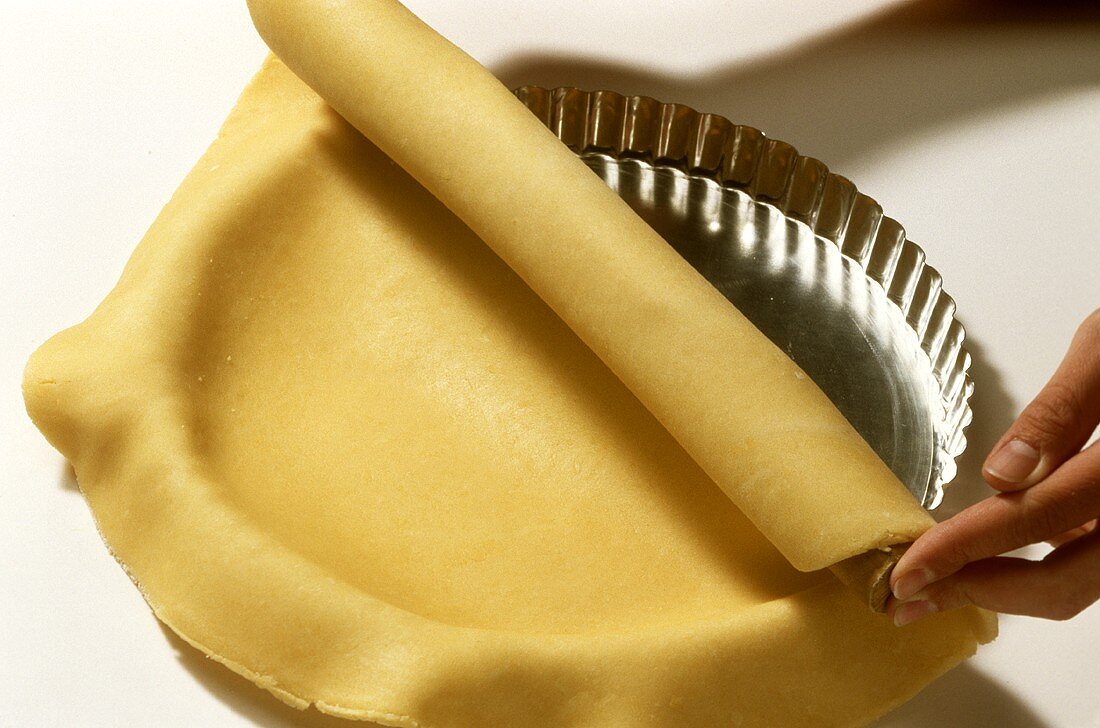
top-left (878, 663), bottom-right (1050, 727)
top-left (59, 460), bottom-right (79, 492)
top-left (160, 625), bottom-right (363, 728)
top-left (492, 0), bottom-right (1100, 177)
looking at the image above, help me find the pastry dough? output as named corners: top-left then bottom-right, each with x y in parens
top-left (25, 56), bottom-right (994, 726)
top-left (246, 0), bottom-right (935, 572)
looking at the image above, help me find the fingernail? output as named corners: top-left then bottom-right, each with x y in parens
top-left (894, 600), bottom-right (938, 627)
top-left (985, 439), bottom-right (1040, 484)
top-left (892, 568), bottom-right (934, 601)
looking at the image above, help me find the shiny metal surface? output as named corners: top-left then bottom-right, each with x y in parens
top-left (515, 86), bottom-right (974, 509)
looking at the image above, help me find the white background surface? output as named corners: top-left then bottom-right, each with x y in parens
top-left (2, 0), bottom-right (1098, 726)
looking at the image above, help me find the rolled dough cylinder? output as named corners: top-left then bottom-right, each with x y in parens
top-left (246, 0), bottom-right (935, 571)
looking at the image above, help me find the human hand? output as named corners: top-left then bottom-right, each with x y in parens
top-left (887, 310), bottom-right (1100, 625)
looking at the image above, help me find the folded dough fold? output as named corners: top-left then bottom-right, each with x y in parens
top-left (246, 0), bottom-right (935, 572)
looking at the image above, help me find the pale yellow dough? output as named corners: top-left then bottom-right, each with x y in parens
top-left (246, 0), bottom-right (936, 572)
top-left (25, 57), bottom-right (993, 726)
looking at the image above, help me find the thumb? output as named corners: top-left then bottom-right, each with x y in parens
top-left (984, 310), bottom-right (1100, 491)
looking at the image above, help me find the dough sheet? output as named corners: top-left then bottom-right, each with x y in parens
top-left (23, 56), bottom-right (995, 727)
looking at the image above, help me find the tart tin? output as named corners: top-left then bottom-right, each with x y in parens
top-left (514, 86), bottom-right (972, 510)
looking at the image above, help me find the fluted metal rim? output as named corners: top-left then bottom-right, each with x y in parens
top-left (513, 85), bottom-right (973, 509)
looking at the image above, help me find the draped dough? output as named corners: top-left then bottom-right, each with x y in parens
top-left (24, 56), bottom-right (994, 727)
top-left (245, 0), bottom-right (936, 573)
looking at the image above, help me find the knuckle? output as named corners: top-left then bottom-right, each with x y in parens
top-left (920, 526), bottom-right (974, 574)
top-left (926, 580), bottom-right (969, 611)
top-left (1014, 493), bottom-right (1078, 545)
top-left (932, 538), bottom-right (979, 579)
top-left (1019, 381), bottom-right (1083, 443)
top-left (1047, 561), bottom-right (1100, 621)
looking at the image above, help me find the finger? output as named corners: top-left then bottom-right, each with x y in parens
top-left (1047, 518), bottom-right (1098, 548)
top-left (984, 309), bottom-right (1100, 491)
top-left (891, 442), bottom-right (1100, 600)
top-left (889, 527), bottom-right (1100, 624)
